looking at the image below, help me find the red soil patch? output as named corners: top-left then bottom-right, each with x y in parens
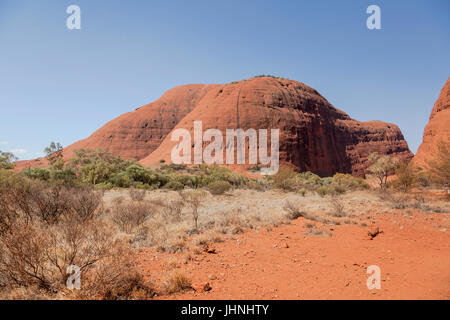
top-left (137, 210), bottom-right (450, 300)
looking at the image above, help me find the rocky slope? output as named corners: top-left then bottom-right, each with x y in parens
top-left (414, 78), bottom-right (450, 168)
top-left (16, 77), bottom-right (413, 176)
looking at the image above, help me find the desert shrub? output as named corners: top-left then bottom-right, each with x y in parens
top-left (174, 174), bottom-right (201, 189)
top-left (30, 182), bottom-right (73, 224)
top-left (129, 188), bottom-right (146, 201)
top-left (416, 171), bottom-right (432, 188)
top-left (329, 195), bottom-right (346, 217)
top-left (283, 200), bottom-right (307, 220)
top-left (316, 186), bottom-right (330, 197)
top-left (109, 171), bottom-right (132, 188)
top-left (125, 165), bottom-right (161, 188)
top-left (160, 200), bottom-right (184, 223)
top-left (82, 243), bottom-right (154, 300)
top-left (200, 165), bottom-right (248, 187)
top-left (44, 142), bottom-right (64, 170)
top-left (50, 169), bottom-right (77, 184)
top-left (68, 149), bottom-right (135, 185)
top-left (165, 271), bottom-right (191, 294)
top-left (0, 176), bottom-right (38, 230)
top-left (181, 190), bottom-right (207, 230)
top-left (392, 162), bottom-right (417, 192)
top-left (111, 201), bottom-right (154, 233)
top-left (296, 171), bottom-right (323, 190)
top-left (23, 167), bottom-right (51, 181)
top-left (161, 163), bottom-right (187, 172)
top-left (155, 173), bottom-right (171, 187)
top-left (271, 166), bottom-right (297, 190)
top-left (0, 177), bottom-right (153, 299)
top-left (125, 165), bottom-right (150, 183)
top-left (0, 150), bottom-right (17, 170)
top-left (70, 186), bottom-right (103, 221)
top-left (207, 181), bottom-right (231, 195)
top-left (331, 173), bottom-right (369, 191)
top-left (164, 181), bottom-right (184, 191)
top-left (367, 152), bottom-right (398, 189)
top-left (0, 214), bottom-right (130, 295)
top-left (390, 195), bottom-right (409, 209)
top-left (247, 178), bottom-right (269, 191)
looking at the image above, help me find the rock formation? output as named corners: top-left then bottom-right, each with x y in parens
top-left (16, 77), bottom-right (413, 176)
top-left (414, 77), bottom-right (450, 169)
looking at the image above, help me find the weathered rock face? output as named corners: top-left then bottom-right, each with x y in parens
top-left (16, 77), bottom-right (413, 176)
top-left (414, 78), bottom-right (450, 169)
top-left (63, 84), bottom-right (219, 160)
top-left (140, 77), bottom-right (412, 176)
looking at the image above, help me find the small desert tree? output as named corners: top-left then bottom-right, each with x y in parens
top-left (180, 190), bottom-right (207, 230)
top-left (44, 142), bottom-right (64, 170)
top-left (0, 150), bottom-right (17, 170)
top-left (367, 152), bottom-right (398, 189)
top-left (393, 161), bottom-right (417, 192)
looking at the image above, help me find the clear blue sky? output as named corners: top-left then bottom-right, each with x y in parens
top-left (1, 0), bottom-right (449, 159)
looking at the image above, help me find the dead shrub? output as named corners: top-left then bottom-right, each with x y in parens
top-left (70, 187), bottom-right (103, 221)
top-left (31, 183), bottom-right (72, 224)
top-left (81, 243), bottom-right (154, 300)
top-left (181, 190), bottom-right (207, 230)
top-left (164, 271), bottom-right (192, 294)
top-left (129, 188), bottom-right (146, 201)
top-left (305, 228), bottom-right (333, 237)
top-left (0, 178), bottom-right (153, 300)
top-left (271, 166), bottom-right (298, 191)
top-left (160, 200), bottom-right (184, 223)
top-left (111, 201), bottom-right (154, 233)
top-left (283, 200), bottom-right (307, 220)
top-left (330, 196), bottom-right (346, 217)
top-left (0, 215), bottom-right (127, 295)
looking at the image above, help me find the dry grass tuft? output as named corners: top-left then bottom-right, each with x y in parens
top-left (164, 271), bottom-right (192, 294)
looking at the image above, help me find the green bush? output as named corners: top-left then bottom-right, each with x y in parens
top-left (316, 186), bottom-right (330, 197)
top-left (110, 172), bottom-right (132, 188)
top-left (50, 169), bottom-right (77, 183)
top-left (271, 166), bottom-right (297, 190)
top-left (23, 167), bottom-right (51, 181)
top-left (164, 181), bottom-right (184, 191)
top-left (331, 173), bottom-right (369, 191)
top-left (207, 181), bottom-right (232, 195)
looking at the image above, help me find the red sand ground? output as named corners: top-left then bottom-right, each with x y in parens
top-left (137, 209), bottom-right (450, 300)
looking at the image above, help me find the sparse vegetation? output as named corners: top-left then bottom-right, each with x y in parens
top-left (129, 188), bottom-right (146, 201)
top-left (330, 195), bottom-right (346, 217)
top-left (181, 190), bottom-right (207, 230)
top-left (164, 271), bottom-right (192, 294)
top-left (2, 145), bottom-right (449, 300)
top-left (392, 161), bottom-right (417, 191)
top-left (367, 152), bottom-right (398, 189)
top-left (0, 174), bottom-right (152, 299)
top-left (0, 150), bottom-right (17, 170)
top-left (44, 142), bottom-right (64, 170)
top-left (207, 180), bottom-right (232, 195)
